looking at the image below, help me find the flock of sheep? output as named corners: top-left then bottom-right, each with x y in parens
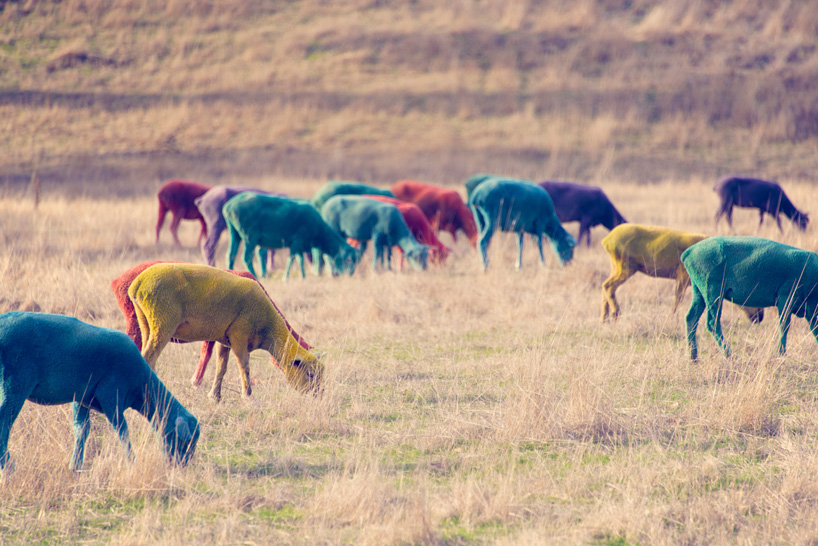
top-left (1, 173), bottom-right (816, 475)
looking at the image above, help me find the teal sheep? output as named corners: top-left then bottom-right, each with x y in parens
top-left (469, 177), bottom-right (576, 270)
top-left (320, 195), bottom-right (430, 271)
top-left (682, 236), bottom-right (818, 360)
top-left (223, 192), bottom-right (358, 279)
top-left (0, 312), bottom-right (199, 472)
top-left (311, 181), bottom-right (395, 211)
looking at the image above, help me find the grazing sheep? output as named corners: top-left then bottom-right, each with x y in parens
top-left (321, 195), bottom-right (431, 272)
top-left (714, 176), bottom-right (809, 232)
top-left (469, 177), bottom-right (575, 270)
top-left (600, 224), bottom-right (763, 324)
top-left (110, 261), bottom-right (312, 387)
top-left (223, 192), bottom-right (358, 279)
top-left (361, 195), bottom-right (451, 265)
top-left (155, 179), bottom-right (211, 246)
top-left (0, 311), bottom-right (199, 472)
top-left (128, 263), bottom-right (322, 402)
top-left (390, 180), bottom-right (478, 247)
top-left (464, 173), bottom-right (496, 203)
top-left (194, 185), bottom-right (277, 267)
top-left (683, 236), bottom-right (818, 360)
top-left (538, 180), bottom-right (627, 247)
top-left (311, 181), bottom-right (395, 211)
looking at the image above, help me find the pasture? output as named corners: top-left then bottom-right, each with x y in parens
top-left (3, 177), bottom-right (818, 545)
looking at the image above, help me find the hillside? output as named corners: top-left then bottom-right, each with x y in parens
top-left (1, 0), bottom-right (817, 195)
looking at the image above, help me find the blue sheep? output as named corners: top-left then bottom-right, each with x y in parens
top-left (320, 195), bottom-right (431, 272)
top-left (469, 177), bottom-right (576, 270)
top-left (0, 312), bottom-right (199, 472)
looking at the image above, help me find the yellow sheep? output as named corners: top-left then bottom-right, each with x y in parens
top-left (128, 263), bottom-right (322, 401)
top-left (601, 224), bottom-right (763, 323)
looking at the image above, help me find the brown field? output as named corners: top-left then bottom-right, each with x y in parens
top-left (2, 178), bottom-right (818, 545)
top-left (3, 1), bottom-right (818, 544)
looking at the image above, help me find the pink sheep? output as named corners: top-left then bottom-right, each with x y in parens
top-left (155, 179), bottom-right (212, 246)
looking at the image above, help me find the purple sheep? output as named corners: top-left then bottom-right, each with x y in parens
top-left (538, 181), bottom-right (627, 247)
top-left (714, 176), bottom-right (809, 232)
top-left (195, 186), bottom-right (277, 267)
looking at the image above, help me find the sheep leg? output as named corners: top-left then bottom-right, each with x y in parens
top-left (169, 212), bottom-right (183, 246)
top-left (191, 341), bottom-right (215, 386)
top-left (256, 247), bottom-right (268, 278)
top-left (776, 291), bottom-right (796, 355)
top-left (297, 253), bottom-right (307, 278)
top-left (242, 240), bottom-right (259, 278)
top-left (136, 304), bottom-right (178, 369)
top-left (515, 232), bottom-right (524, 270)
top-left (704, 289), bottom-right (729, 357)
top-left (311, 248), bottom-right (324, 276)
top-left (155, 201), bottom-right (169, 243)
top-left (203, 218), bottom-right (225, 266)
top-left (472, 205), bottom-right (493, 271)
top-left (0, 391), bottom-right (26, 471)
top-left (209, 344), bottom-right (232, 402)
top-left (230, 344), bottom-right (253, 398)
top-left (69, 402), bottom-right (91, 471)
top-left (101, 403), bottom-right (132, 462)
top-left (284, 254), bottom-right (296, 280)
top-left (579, 220), bottom-right (591, 247)
top-left (601, 259), bottom-right (633, 322)
top-left (534, 234), bottom-right (545, 266)
top-left (685, 284), bottom-right (707, 361)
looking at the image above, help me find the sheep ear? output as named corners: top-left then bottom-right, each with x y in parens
top-left (175, 417), bottom-right (191, 441)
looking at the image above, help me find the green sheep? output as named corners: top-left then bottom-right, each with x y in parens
top-left (682, 236), bottom-right (818, 360)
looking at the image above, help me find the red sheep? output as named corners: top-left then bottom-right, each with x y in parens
top-left (361, 195), bottom-right (451, 265)
top-left (110, 261), bottom-right (311, 387)
top-left (391, 180), bottom-right (478, 248)
top-left (155, 179), bottom-right (212, 246)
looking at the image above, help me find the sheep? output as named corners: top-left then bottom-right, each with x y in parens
top-left (320, 195), bottom-right (431, 272)
top-left (311, 181), bottom-right (395, 212)
top-left (714, 176), bottom-right (809, 232)
top-left (155, 179), bottom-right (211, 246)
top-left (469, 177), bottom-right (575, 270)
top-left (538, 180), bottom-right (627, 247)
top-left (194, 185), bottom-right (277, 267)
top-left (390, 180), bottom-right (478, 247)
top-left (0, 311), bottom-right (199, 472)
top-left (600, 224), bottom-right (763, 324)
top-left (683, 236), bottom-right (818, 360)
top-left (223, 192), bottom-right (359, 280)
top-left (110, 261), bottom-right (312, 387)
top-left (358, 194), bottom-right (451, 265)
top-left (128, 263), bottom-right (323, 402)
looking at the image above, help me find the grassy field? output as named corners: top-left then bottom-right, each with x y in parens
top-left (3, 177), bottom-right (818, 545)
top-left (2, 1), bottom-right (818, 192)
top-left (3, 1), bottom-right (818, 544)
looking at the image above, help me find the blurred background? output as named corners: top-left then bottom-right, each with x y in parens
top-left (1, 0), bottom-right (817, 196)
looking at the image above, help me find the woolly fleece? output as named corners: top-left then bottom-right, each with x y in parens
top-left (128, 263), bottom-right (322, 401)
top-left (0, 311), bottom-right (199, 471)
top-left (223, 192), bottom-right (358, 280)
top-left (469, 177), bottom-right (576, 270)
top-left (311, 181), bottom-right (395, 211)
top-left (682, 236), bottom-right (818, 359)
top-left (321, 195), bottom-right (431, 272)
top-left (110, 261), bottom-right (312, 387)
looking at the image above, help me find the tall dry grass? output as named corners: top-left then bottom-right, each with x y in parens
top-left (3, 176), bottom-right (818, 543)
top-left (2, 1), bottom-right (818, 193)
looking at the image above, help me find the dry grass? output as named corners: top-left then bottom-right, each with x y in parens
top-left (2, 177), bottom-right (818, 544)
top-left (2, 1), bottom-right (818, 192)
